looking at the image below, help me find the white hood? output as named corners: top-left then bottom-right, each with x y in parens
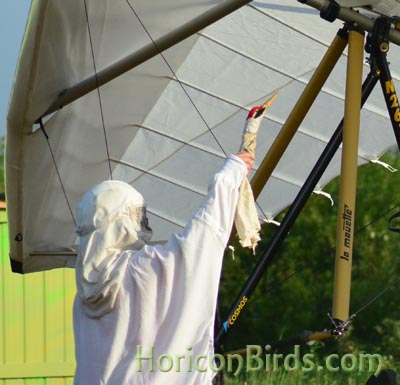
top-left (75, 180), bottom-right (152, 318)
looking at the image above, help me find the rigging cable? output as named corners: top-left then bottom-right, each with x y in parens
top-left (351, 281), bottom-right (396, 318)
top-left (244, 201), bottom-right (400, 316)
top-left (80, 1), bottom-right (398, 340)
top-left (124, 4), bottom-right (400, 319)
top-left (356, 203), bottom-right (400, 235)
top-left (39, 120), bottom-right (77, 227)
top-left (125, 0), bottom-right (272, 222)
top-left (347, 202), bottom-right (400, 317)
top-left (83, 0), bottom-right (113, 180)
top-left (123, 1), bottom-right (399, 342)
top-left (125, 0), bottom-right (228, 157)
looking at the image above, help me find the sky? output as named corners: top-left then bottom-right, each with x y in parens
top-left (1, 1), bottom-right (31, 137)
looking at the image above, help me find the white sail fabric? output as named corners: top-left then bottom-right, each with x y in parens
top-left (6, 0), bottom-right (400, 273)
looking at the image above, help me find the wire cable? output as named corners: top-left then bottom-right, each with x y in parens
top-left (125, 0), bottom-right (228, 157)
top-left (39, 120), bottom-right (77, 227)
top-left (83, 0), bottom-right (113, 180)
top-left (241, 199), bottom-right (400, 314)
top-left (355, 203), bottom-right (400, 235)
top-left (351, 281), bottom-right (396, 318)
top-left (124, 0), bottom-right (274, 222)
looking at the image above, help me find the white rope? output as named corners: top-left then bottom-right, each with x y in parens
top-left (313, 189), bottom-right (334, 206)
top-left (370, 159), bottom-right (398, 173)
top-left (263, 217), bottom-right (281, 227)
top-left (228, 245), bottom-right (236, 260)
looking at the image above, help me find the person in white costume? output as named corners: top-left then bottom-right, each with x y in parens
top-left (73, 150), bottom-right (254, 385)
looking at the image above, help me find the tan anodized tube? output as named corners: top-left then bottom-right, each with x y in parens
top-left (251, 31), bottom-right (348, 199)
top-left (332, 27), bottom-right (365, 323)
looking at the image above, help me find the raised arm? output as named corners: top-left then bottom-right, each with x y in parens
top-left (181, 152), bottom-right (251, 247)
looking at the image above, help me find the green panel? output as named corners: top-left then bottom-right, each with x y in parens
top-left (63, 270), bottom-right (76, 365)
top-left (3, 265), bottom-right (25, 364)
top-left (24, 273), bottom-right (45, 364)
top-left (46, 378), bottom-right (74, 385)
top-left (0, 223), bottom-right (6, 366)
top-left (44, 270), bottom-right (67, 363)
top-left (1, 212), bottom-right (76, 382)
top-left (23, 379), bottom-right (45, 385)
top-left (0, 211), bottom-right (7, 223)
top-left (0, 363), bottom-right (75, 379)
top-left (30, 380), bottom-right (45, 385)
top-left (4, 380), bottom-right (25, 385)
top-left (1, 378), bottom-right (74, 384)
top-left (46, 379), bottom-right (61, 385)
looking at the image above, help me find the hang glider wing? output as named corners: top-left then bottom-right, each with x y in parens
top-left (7, 0), bottom-right (400, 273)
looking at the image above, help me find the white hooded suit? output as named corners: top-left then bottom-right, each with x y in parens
top-left (73, 154), bottom-right (247, 385)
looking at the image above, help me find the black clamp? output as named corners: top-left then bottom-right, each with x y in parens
top-left (328, 313), bottom-right (354, 338)
top-left (297, 0), bottom-right (340, 23)
top-left (320, 0), bottom-right (340, 23)
top-left (366, 17), bottom-right (392, 55)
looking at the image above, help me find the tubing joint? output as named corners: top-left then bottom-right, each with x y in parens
top-left (320, 0), bottom-right (340, 23)
top-left (366, 16), bottom-right (391, 55)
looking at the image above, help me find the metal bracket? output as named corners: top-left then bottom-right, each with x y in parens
top-left (320, 0), bottom-right (341, 22)
top-left (366, 17), bottom-right (400, 151)
top-left (328, 313), bottom-right (355, 338)
top-left (366, 16), bottom-right (391, 56)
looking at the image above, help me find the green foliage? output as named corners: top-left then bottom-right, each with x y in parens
top-left (225, 368), bottom-right (376, 385)
top-left (219, 150), bottom-right (400, 366)
top-left (376, 319), bottom-right (400, 360)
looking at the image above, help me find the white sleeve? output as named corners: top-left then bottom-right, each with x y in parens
top-left (183, 154), bottom-right (247, 245)
top-left (126, 155), bottom-right (247, 372)
top-left (129, 153), bottom-right (246, 286)
top-left (130, 153), bottom-right (247, 272)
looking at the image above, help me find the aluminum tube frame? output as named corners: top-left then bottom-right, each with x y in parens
top-left (332, 28), bottom-right (365, 324)
top-left (299, 0), bottom-right (400, 46)
top-left (216, 28), bottom-right (348, 346)
top-left (215, 60), bottom-right (379, 347)
top-left (251, 28), bottom-right (348, 198)
top-left (37, 0), bottom-right (253, 121)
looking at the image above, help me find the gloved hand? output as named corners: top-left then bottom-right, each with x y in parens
top-left (241, 91), bottom-right (279, 154)
top-left (235, 91), bottom-right (279, 253)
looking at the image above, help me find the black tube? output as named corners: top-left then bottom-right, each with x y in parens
top-left (371, 18), bottom-right (400, 151)
top-left (216, 71), bottom-right (379, 345)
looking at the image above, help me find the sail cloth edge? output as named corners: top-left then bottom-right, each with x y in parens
top-left (6, 0), bottom-right (48, 273)
top-left (6, 0), bottom-right (400, 273)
